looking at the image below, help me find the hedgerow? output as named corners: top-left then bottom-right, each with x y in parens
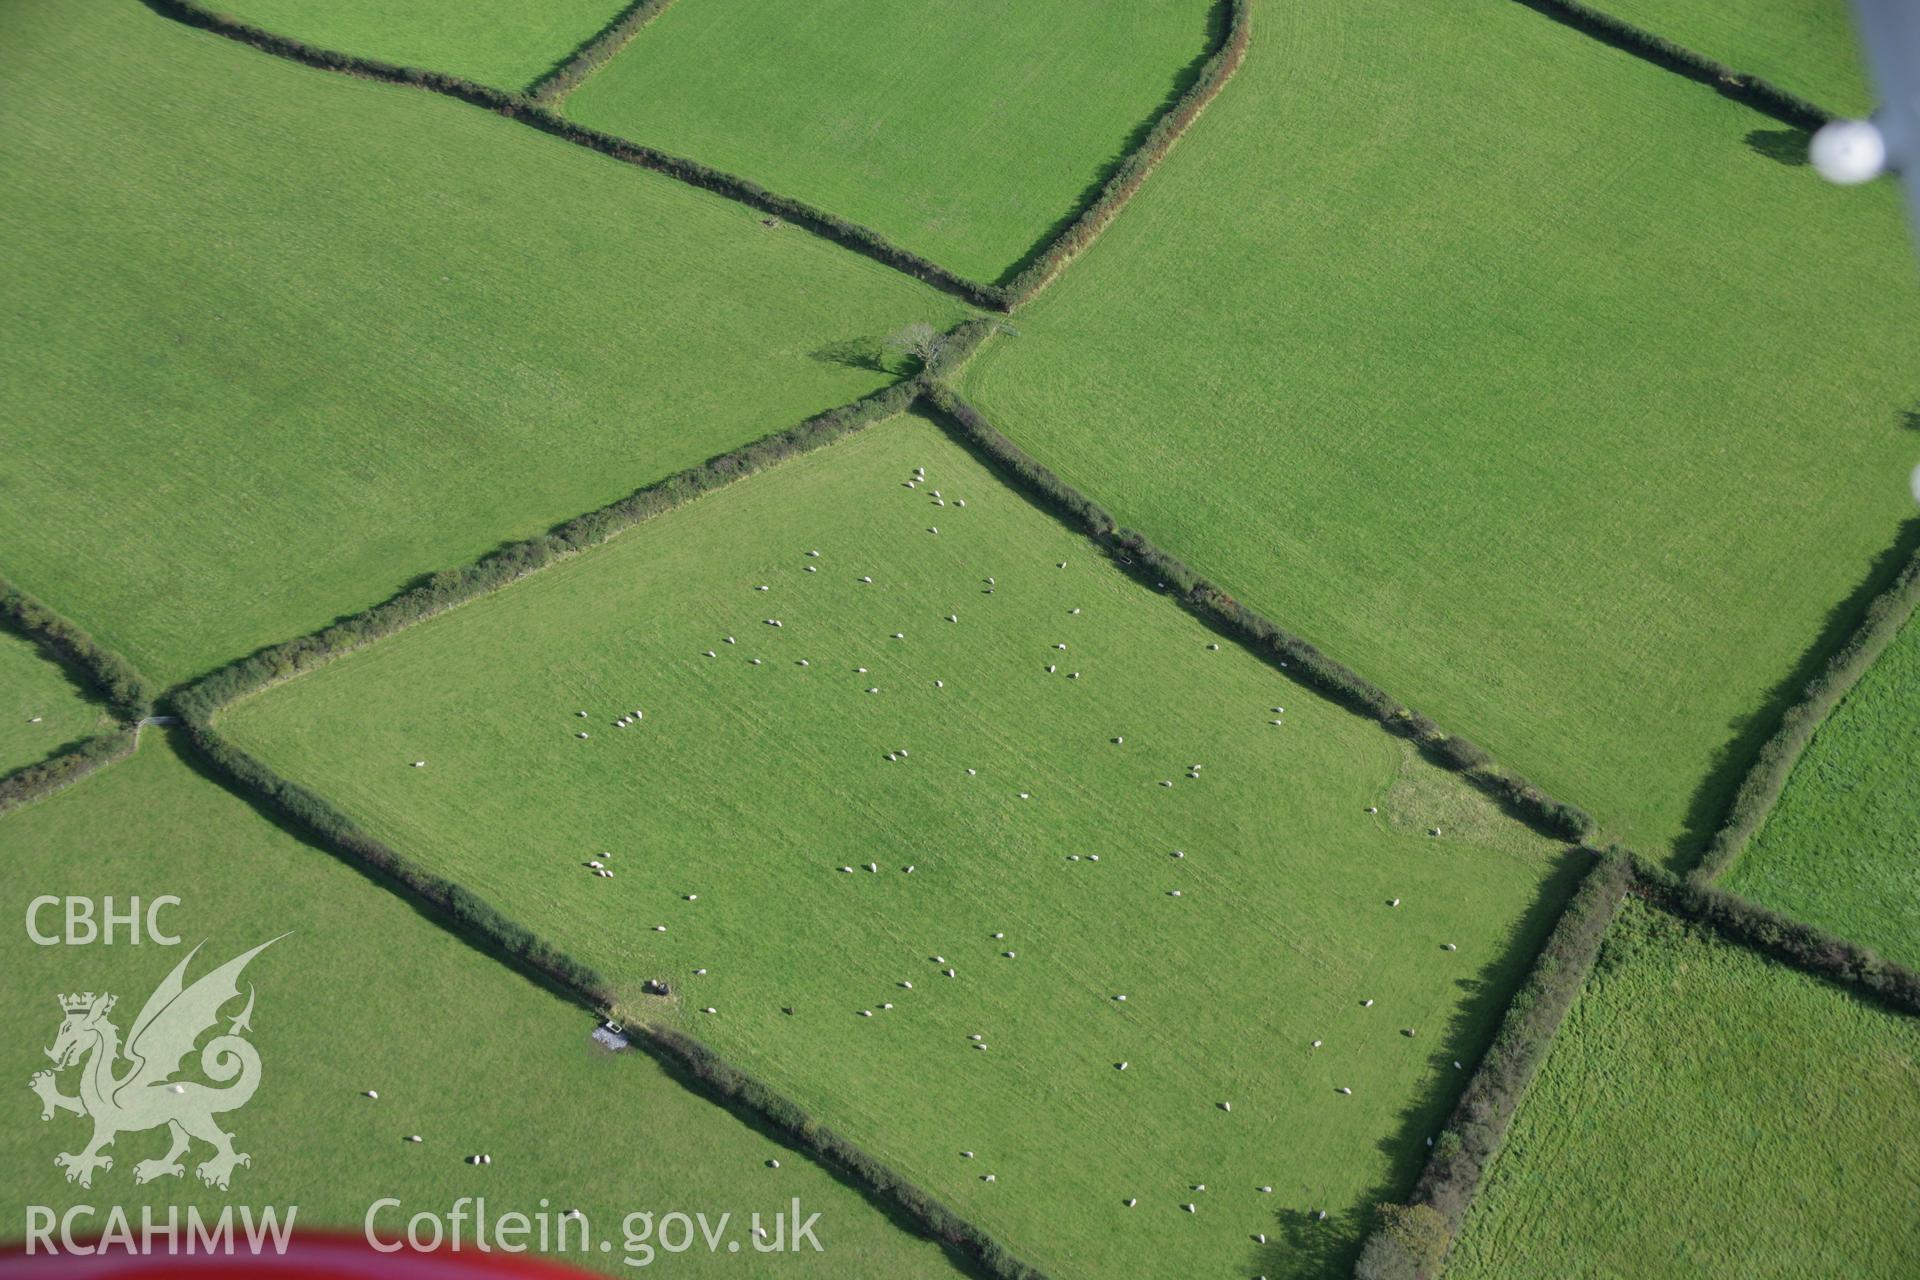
top-left (141, 0), bottom-right (998, 308)
top-left (176, 382), bottom-right (919, 721)
top-left (1691, 541), bottom-right (1920, 883)
top-left (637, 1025), bottom-right (1048, 1279)
top-left (0, 726), bottom-right (140, 816)
top-left (1354, 851), bottom-right (1632, 1280)
top-left (1515, 0), bottom-right (1834, 128)
top-left (0, 576), bottom-right (155, 720)
top-left (179, 719), bottom-right (616, 1004)
top-left (923, 385), bottom-right (1597, 842)
top-left (999, 0), bottom-right (1251, 304)
top-left (1629, 855), bottom-right (1920, 1016)
top-left (527, 0), bottom-right (676, 104)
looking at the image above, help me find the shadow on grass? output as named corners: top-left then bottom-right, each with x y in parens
top-left (1675, 516), bottom-right (1920, 872)
top-left (1245, 849), bottom-right (1591, 1279)
top-left (992, 0), bottom-right (1233, 289)
top-left (1745, 128), bottom-right (1810, 167)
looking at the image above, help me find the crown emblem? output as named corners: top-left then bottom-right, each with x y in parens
top-left (59, 992), bottom-right (112, 1014)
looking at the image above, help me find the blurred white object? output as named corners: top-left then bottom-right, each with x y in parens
top-left (1810, 118), bottom-right (1888, 184)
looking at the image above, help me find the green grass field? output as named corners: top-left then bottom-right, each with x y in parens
top-left (0, 0), bottom-right (965, 688)
top-left (1591, 0), bottom-right (1870, 115)
top-left (0, 629), bottom-right (108, 776)
top-left (959, 0), bottom-right (1920, 866)
top-left (207, 0), bottom-right (630, 91)
top-left (1723, 614), bottom-right (1920, 968)
top-left (0, 730), bottom-right (968, 1277)
top-left (1448, 899), bottom-right (1920, 1279)
top-left (222, 412), bottom-right (1581, 1278)
top-left (563, 0), bottom-right (1219, 283)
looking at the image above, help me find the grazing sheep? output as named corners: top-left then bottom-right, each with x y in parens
top-left (956, 499), bottom-right (966, 507)
top-left (1169, 890), bottom-right (1182, 897)
top-left (1207, 643), bottom-right (1220, 651)
top-left (578, 711), bottom-right (589, 718)
top-left (928, 527), bottom-right (938, 534)
top-left (1361, 999), bottom-right (1374, 1008)
top-left (935, 679), bottom-right (944, 688)
top-left (694, 968), bottom-right (707, 975)
top-left (1430, 827), bottom-right (1442, 837)
top-left (756, 585), bottom-right (770, 592)
top-left (578, 732), bottom-right (590, 739)
top-left (1219, 1102), bottom-right (1231, 1112)
top-left (365, 1090), bottom-right (379, 1100)
top-left (1454, 1061), bottom-right (1464, 1070)
top-left (901, 981), bottom-right (913, 989)
top-left (1088, 854), bottom-right (1100, 862)
top-left (839, 866), bottom-right (854, 873)
top-left (406, 1135), bottom-right (422, 1143)
top-left (704, 651), bottom-right (716, 657)
top-left (943, 968), bottom-right (955, 977)
top-left (946, 614), bottom-right (957, 622)
top-left (866, 687), bottom-right (880, 694)
top-left (702, 1007), bottom-right (716, 1015)
top-left (798, 659), bottom-right (810, 666)
top-left (966, 768), bottom-right (977, 775)
top-left (685, 894), bottom-right (698, 901)
top-left (1255, 1233), bottom-right (1267, 1245)
top-left (983, 1174), bottom-right (996, 1182)
top-left (962, 1150), bottom-right (975, 1158)
top-left (1160, 780), bottom-right (1174, 788)
top-left (1311, 1039), bottom-right (1322, 1048)
top-left (751, 658), bottom-right (762, 665)
top-left (807, 550), bottom-right (820, 557)
top-left (866, 862), bottom-right (878, 872)
top-left (1337, 1087), bottom-right (1352, 1096)
top-left (1171, 849), bottom-right (1185, 858)
top-left (1113, 994), bottom-right (1127, 1001)
top-left (1054, 643), bottom-right (1067, 650)
top-left (1317, 1210), bottom-right (1328, 1221)
top-left (412, 761), bottom-right (427, 768)
top-left (1389, 898), bottom-right (1401, 907)
top-left (969, 1035), bottom-right (984, 1042)
top-left (904, 865), bottom-right (915, 874)
top-left (1365, 805), bottom-right (1378, 814)
top-left (1070, 608), bottom-right (1081, 614)
top-left (1116, 1062), bottom-right (1128, 1070)
top-left (1003, 951), bottom-right (1016, 958)
top-left (1019, 792), bottom-right (1030, 799)
top-left (1068, 855), bottom-right (1081, 862)
top-left (769, 1159), bottom-right (781, 1168)
top-left (1069, 672), bottom-right (1080, 679)
top-left (653, 925), bottom-right (667, 933)
top-left (1182, 1203), bottom-right (1196, 1214)
top-left (1402, 1028), bottom-right (1417, 1038)
top-left (1113, 736), bottom-right (1124, 744)
top-left (859, 1010), bottom-right (873, 1017)
top-left (725, 636), bottom-right (736, 644)
top-left (932, 956), bottom-right (945, 963)
top-left (991, 932), bottom-right (1004, 939)
top-left (805, 565), bottom-right (817, 572)
top-left (1046, 665), bottom-right (1056, 673)
top-left (1124, 1198), bottom-right (1137, 1208)
top-left (1193, 1184), bottom-right (1206, 1192)
top-left (1057, 561), bottom-right (1067, 569)
top-left (1442, 943), bottom-right (1458, 951)
top-left (859, 576), bottom-right (873, 583)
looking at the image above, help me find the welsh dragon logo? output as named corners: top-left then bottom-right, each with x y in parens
top-left (29, 937), bottom-right (282, 1190)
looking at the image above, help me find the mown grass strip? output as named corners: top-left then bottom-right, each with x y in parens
top-left (1691, 537), bottom-right (1920, 883)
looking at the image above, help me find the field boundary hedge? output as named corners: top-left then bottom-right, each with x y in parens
top-left (1512, 0), bottom-right (1835, 128)
top-left (1691, 539), bottom-right (1920, 883)
top-left (630, 1024), bottom-right (1046, 1278)
top-left (0, 726), bottom-right (142, 818)
top-left (0, 577), bottom-right (157, 815)
top-left (997, 0), bottom-right (1251, 304)
top-left (175, 382), bottom-right (921, 720)
top-left (527, 0), bottom-right (677, 103)
top-left (921, 384), bottom-right (1598, 842)
top-left (140, 0), bottom-right (998, 308)
top-left (1, 576), bottom-right (156, 721)
top-left (1353, 851), bottom-right (1632, 1280)
top-left (1630, 855), bottom-right (1920, 1017)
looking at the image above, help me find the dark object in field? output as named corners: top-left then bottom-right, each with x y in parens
top-left (643, 977), bottom-right (671, 996)
top-left (761, 217), bottom-right (782, 229)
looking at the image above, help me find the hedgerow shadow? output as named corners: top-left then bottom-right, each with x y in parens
top-left (1745, 128), bottom-right (1810, 167)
